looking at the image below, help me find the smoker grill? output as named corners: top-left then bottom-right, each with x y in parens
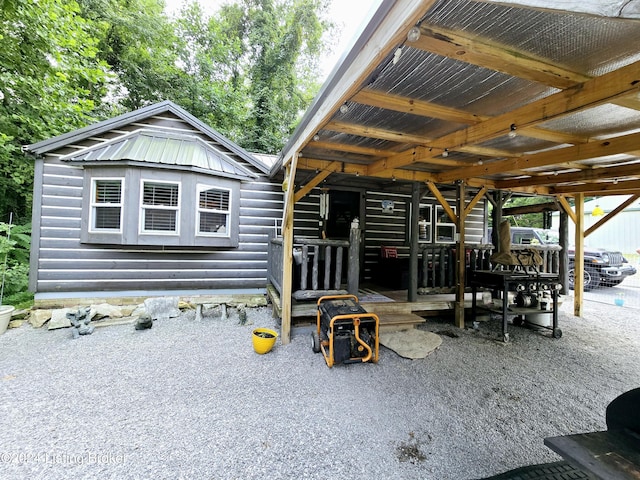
top-left (311, 295), bottom-right (379, 368)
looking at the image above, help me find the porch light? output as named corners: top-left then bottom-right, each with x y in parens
top-left (407, 26), bottom-right (421, 42)
top-left (313, 134), bottom-right (320, 141)
top-left (442, 149), bottom-right (449, 157)
top-left (339, 103), bottom-right (349, 114)
top-left (592, 204), bottom-right (604, 217)
top-left (508, 124), bottom-right (517, 138)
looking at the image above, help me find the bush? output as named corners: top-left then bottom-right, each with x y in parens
top-left (0, 222), bottom-right (31, 307)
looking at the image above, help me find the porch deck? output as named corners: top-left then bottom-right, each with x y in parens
top-left (267, 283), bottom-right (481, 329)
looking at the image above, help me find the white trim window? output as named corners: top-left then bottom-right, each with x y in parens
top-left (91, 178), bottom-right (123, 232)
top-left (435, 205), bottom-right (456, 243)
top-left (197, 185), bottom-right (230, 236)
top-left (140, 180), bottom-right (180, 234)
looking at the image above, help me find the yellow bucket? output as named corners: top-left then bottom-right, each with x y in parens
top-left (252, 328), bottom-right (278, 354)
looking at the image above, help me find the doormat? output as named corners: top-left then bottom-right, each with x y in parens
top-left (358, 293), bottom-right (394, 303)
top-left (379, 330), bottom-right (442, 359)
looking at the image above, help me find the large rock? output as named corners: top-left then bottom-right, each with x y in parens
top-left (30, 310), bottom-right (52, 328)
top-left (91, 303), bottom-right (123, 320)
top-left (144, 297), bottom-right (180, 320)
top-left (48, 308), bottom-right (74, 330)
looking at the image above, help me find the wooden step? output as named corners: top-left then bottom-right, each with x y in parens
top-left (376, 313), bottom-right (426, 332)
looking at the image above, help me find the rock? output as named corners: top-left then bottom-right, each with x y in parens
top-left (8, 320), bottom-right (24, 329)
top-left (91, 303), bottom-right (123, 320)
top-left (144, 297), bottom-right (180, 320)
top-left (30, 309), bottom-right (52, 328)
top-left (120, 306), bottom-right (136, 316)
top-left (131, 304), bottom-right (146, 317)
top-left (48, 308), bottom-right (75, 330)
top-left (134, 313), bottom-right (153, 330)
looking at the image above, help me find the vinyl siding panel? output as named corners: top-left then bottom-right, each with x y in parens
top-left (31, 114), bottom-right (282, 297)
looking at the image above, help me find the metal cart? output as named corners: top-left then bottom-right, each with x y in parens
top-left (311, 295), bottom-right (379, 368)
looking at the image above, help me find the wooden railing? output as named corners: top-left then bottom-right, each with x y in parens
top-left (268, 230), bottom-right (360, 300)
top-left (417, 244), bottom-right (562, 292)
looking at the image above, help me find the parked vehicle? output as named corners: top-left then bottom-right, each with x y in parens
top-left (491, 227), bottom-right (636, 290)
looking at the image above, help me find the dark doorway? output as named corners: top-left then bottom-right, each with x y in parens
top-left (326, 190), bottom-right (360, 239)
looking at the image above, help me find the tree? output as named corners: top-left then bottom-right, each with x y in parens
top-left (171, 0), bottom-right (332, 153)
top-left (0, 0), bottom-right (111, 223)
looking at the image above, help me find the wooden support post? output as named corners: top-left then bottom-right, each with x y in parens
top-left (281, 160), bottom-right (298, 345)
top-left (559, 209), bottom-right (569, 294)
top-left (574, 193), bottom-right (584, 317)
top-left (348, 223), bottom-right (360, 295)
top-left (409, 182), bottom-right (420, 302)
top-left (455, 181), bottom-right (467, 329)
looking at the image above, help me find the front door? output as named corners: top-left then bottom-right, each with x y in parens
top-left (325, 190), bottom-right (360, 239)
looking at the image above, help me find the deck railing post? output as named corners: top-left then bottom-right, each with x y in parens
top-left (348, 226), bottom-right (360, 295)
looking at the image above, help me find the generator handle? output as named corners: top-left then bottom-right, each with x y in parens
top-left (316, 294), bottom-right (359, 307)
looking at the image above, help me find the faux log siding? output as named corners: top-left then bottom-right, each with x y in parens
top-left (363, 191), bottom-right (486, 280)
top-left (32, 113), bottom-right (282, 295)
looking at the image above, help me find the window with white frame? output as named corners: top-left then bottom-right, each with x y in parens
top-left (418, 204), bottom-right (432, 242)
top-left (91, 178), bottom-right (123, 231)
top-left (435, 205), bottom-right (456, 243)
top-left (197, 185), bottom-right (230, 236)
top-left (140, 181), bottom-right (180, 233)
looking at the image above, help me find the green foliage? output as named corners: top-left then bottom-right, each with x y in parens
top-left (0, 0), bottom-right (112, 222)
top-left (0, 222), bottom-right (31, 304)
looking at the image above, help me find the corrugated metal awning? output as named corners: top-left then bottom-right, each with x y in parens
top-left (61, 129), bottom-right (258, 181)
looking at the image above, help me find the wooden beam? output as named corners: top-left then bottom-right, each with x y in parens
top-left (426, 181), bottom-right (457, 223)
top-left (281, 159), bottom-right (298, 345)
top-left (464, 186), bottom-right (488, 217)
top-left (293, 161), bottom-right (341, 202)
top-left (439, 130), bottom-right (640, 183)
top-left (584, 195), bottom-right (640, 237)
top-left (573, 193), bottom-right (584, 317)
top-left (497, 160), bottom-right (640, 189)
top-left (557, 196), bottom-right (577, 224)
top-left (305, 140), bottom-right (395, 157)
top-left (324, 120), bottom-right (431, 145)
top-left (455, 181), bottom-right (466, 329)
top-left (552, 179), bottom-right (640, 195)
top-left (353, 89), bottom-right (589, 145)
top-left (411, 25), bottom-right (590, 90)
top-left (502, 201), bottom-right (558, 215)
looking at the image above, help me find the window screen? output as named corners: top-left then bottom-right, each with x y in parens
top-left (141, 182), bottom-right (179, 233)
top-left (92, 179), bottom-right (122, 230)
top-left (198, 187), bottom-right (230, 235)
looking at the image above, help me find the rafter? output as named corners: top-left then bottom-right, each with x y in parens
top-left (368, 60), bottom-right (640, 178)
top-left (294, 161), bottom-right (341, 202)
top-left (552, 179), bottom-right (640, 194)
top-left (324, 120), bottom-right (431, 145)
top-left (352, 88), bottom-right (590, 145)
top-left (437, 130), bottom-right (640, 183)
top-left (305, 140), bottom-right (395, 157)
top-left (411, 25), bottom-right (590, 89)
top-left (496, 160), bottom-right (640, 189)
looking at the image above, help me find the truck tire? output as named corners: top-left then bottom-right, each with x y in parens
top-left (568, 265), bottom-right (601, 291)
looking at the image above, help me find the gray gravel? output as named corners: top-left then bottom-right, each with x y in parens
top-left (0, 299), bottom-right (639, 480)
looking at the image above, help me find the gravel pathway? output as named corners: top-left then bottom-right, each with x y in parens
top-left (0, 299), bottom-right (638, 480)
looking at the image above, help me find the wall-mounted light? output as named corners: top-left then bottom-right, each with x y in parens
top-left (339, 103), bottom-right (349, 114)
top-left (442, 148), bottom-right (449, 157)
top-left (508, 124), bottom-right (517, 138)
top-left (407, 26), bottom-right (421, 42)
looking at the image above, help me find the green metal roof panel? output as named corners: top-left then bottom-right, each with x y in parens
top-left (61, 129), bottom-right (258, 180)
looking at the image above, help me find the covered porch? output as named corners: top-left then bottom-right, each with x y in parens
top-left (269, 0), bottom-right (640, 344)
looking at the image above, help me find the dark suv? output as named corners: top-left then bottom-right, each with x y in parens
top-left (504, 227), bottom-right (636, 290)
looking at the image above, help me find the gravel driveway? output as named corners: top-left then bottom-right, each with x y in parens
top-left (0, 298), bottom-right (638, 480)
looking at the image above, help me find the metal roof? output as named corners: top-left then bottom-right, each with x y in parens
top-left (276, 0), bottom-right (640, 198)
top-left (61, 129), bottom-right (258, 181)
top-left (26, 100), bottom-right (270, 175)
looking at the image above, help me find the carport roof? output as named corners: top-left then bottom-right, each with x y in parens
top-left (275, 0), bottom-right (640, 197)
